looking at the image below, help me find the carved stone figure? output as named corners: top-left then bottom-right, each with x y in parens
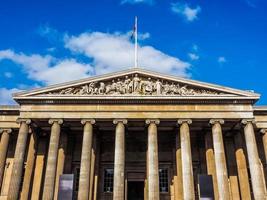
top-left (155, 80), bottom-right (162, 95)
top-left (88, 82), bottom-right (95, 94)
top-left (143, 78), bottom-right (153, 94)
top-left (133, 74), bottom-right (140, 93)
top-left (48, 74), bottom-right (223, 96)
top-left (124, 76), bottom-right (132, 94)
top-left (99, 82), bottom-right (105, 94)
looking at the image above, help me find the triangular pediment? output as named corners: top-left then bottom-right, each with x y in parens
top-left (13, 68), bottom-right (260, 103)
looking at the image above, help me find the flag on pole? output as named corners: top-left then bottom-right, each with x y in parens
top-left (130, 23), bottom-right (136, 40)
top-left (131, 16), bottom-right (138, 68)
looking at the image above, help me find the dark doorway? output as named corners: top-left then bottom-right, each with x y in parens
top-left (127, 181), bottom-right (144, 200)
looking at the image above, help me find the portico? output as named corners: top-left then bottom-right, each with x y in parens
top-left (1, 68), bottom-right (267, 200)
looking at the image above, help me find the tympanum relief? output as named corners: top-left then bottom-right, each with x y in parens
top-left (46, 74), bottom-right (225, 96)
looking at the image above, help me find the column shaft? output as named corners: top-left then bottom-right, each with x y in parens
top-left (0, 129), bottom-right (11, 190)
top-left (8, 119), bottom-right (30, 200)
top-left (21, 131), bottom-right (37, 200)
top-left (42, 119), bottom-right (62, 200)
top-left (205, 132), bottom-right (219, 200)
top-left (234, 132), bottom-right (251, 200)
top-left (78, 119), bottom-right (95, 200)
top-left (175, 129), bottom-right (183, 199)
top-left (178, 119), bottom-right (195, 200)
top-left (113, 119), bottom-right (127, 200)
top-left (54, 132), bottom-right (68, 200)
top-left (210, 119), bottom-right (230, 200)
top-left (242, 120), bottom-right (267, 199)
top-left (89, 133), bottom-right (97, 200)
top-left (146, 119), bottom-right (160, 200)
top-left (31, 138), bottom-right (47, 200)
top-left (261, 129), bottom-right (267, 166)
top-left (93, 134), bottom-right (100, 200)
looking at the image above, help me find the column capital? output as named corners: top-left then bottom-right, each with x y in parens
top-left (145, 119), bottom-right (160, 125)
top-left (81, 119), bottom-right (96, 125)
top-left (209, 119), bottom-right (224, 125)
top-left (241, 119), bottom-right (255, 125)
top-left (16, 118), bottom-right (31, 125)
top-left (177, 119), bottom-right (192, 125)
top-left (113, 119), bottom-right (127, 125)
top-left (260, 129), bottom-right (267, 134)
top-left (48, 118), bottom-right (63, 125)
top-left (0, 128), bottom-right (12, 134)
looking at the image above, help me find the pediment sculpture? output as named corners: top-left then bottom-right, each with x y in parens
top-left (47, 74), bottom-right (225, 96)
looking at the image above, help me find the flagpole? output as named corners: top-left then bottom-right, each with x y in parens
top-left (134, 16), bottom-right (138, 68)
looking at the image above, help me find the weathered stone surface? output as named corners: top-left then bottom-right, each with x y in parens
top-left (242, 119), bottom-right (267, 199)
top-left (113, 119), bottom-right (127, 200)
top-left (42, 119), bottom-right (62, 200)
top-left (210, 119), bottom-right (230, 200)
top-left (7, 119), bottom-right (30, 200)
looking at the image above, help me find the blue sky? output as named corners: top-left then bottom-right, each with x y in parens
top-left (0, 0), bottom-right (267, 104)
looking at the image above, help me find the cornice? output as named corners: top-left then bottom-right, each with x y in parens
top-left (15, 98), bottom-right (256, 105)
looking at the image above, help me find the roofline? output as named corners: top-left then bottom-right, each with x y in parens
top-left (13, 68), bottom-right (260, 99)
top-left (254, 106), bottom-right (267, 111)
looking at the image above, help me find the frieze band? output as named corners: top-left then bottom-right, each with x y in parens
top-left (47, 74), bottom-right (225, 96)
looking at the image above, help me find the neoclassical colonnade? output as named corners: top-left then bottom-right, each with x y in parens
top-left (1, 118), bottom-right (267, 200)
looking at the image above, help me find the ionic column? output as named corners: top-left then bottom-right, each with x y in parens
top-left (113, 119), bottom-right (127, 200)
top-left (89, 133), bottom-right (97, 200)
top-left (175, 129), bottom-right (183, 199)
top-left (21, 130), bottom-right (37, 200)
top-left (93, 134), bottom-right (100, 200)
top-left (78, 119), bottom-right (95, 200)
top-left (31, 138), bottom-right (47, 200)
top-left (242, 119), bottom-right (267, 199)
top-left (0, 129), bottom-right (12, 190)
top-left (261, 129), bottom-right (267, 166)
top-left (209, 119), bottom-right (230, 200)
top-left (234, 131), bottom-right (251, 200)
top-left (42, 119), bottom-right (63, 200)
top-left (146, 119), bottom-right (160, 200)
top-left (178, 119), bottom-right (195, 200)
top-left (54, 131), bottom-right (68, 200)
top-left (8, 119), bottom-right (31, 200)
top-left (205, 131), bottom-right (219, 200)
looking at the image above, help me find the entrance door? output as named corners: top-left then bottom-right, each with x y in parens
top-left (127, 181), bottom-right (144, 200)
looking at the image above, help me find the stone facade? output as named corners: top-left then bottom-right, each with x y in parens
top-left (0, 68), bottom-right (267, 200)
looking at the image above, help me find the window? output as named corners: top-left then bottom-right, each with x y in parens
top-left (104, 169), bottom-right (114, 192)
top-left (159, 168), bottom-right (168, 193)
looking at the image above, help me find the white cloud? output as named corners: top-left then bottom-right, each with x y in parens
top-left (35, 59), bottom-right (93, 85)
top-left (218, 56), bottom-right (226, 63)
top-left (192, 44), bottom-right (198, 51)
top-left (0, 29), bottom-right (191, 104)
top-left (171, 2), bottom-right (201, 22)
top-left (138, 32), bottom-right (150, 40)
top-left (121, 0), bottom-right (154, 5)
top-left (0, 49), bottom-right (93, 85)
top-left (188, 53), bottom-right (199, 61)
top-left (46, 47), bottom-right (56, 52)
top-left (0, 88), bottom-right (20, 105)
top-left (4, 72), bottom-right (13, 78)
top-left (65, 31), bottom-right (190, 76)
